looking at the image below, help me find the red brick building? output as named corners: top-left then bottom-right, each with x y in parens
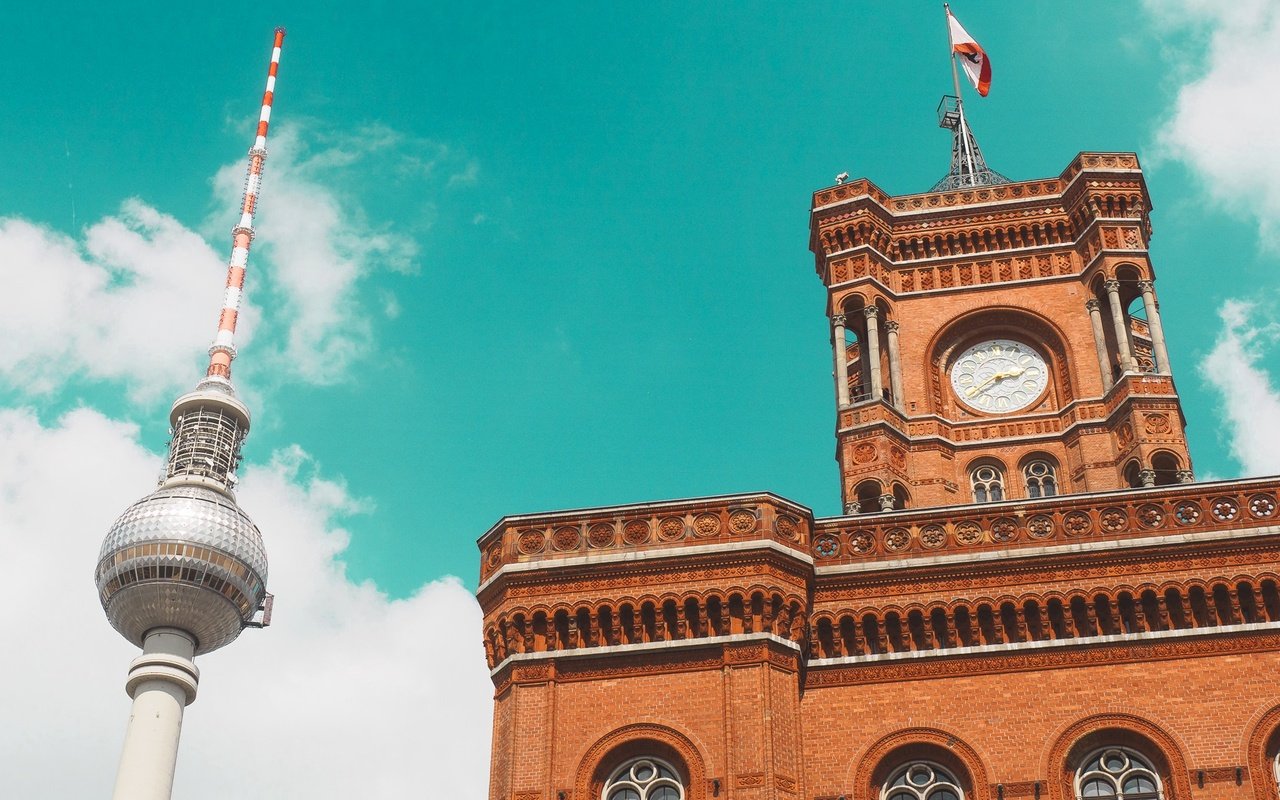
top-left (477, 152), bottom-right (1280, 800)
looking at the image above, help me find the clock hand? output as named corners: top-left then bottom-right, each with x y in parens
top-left (965, 371), bottom-right (1007, 396)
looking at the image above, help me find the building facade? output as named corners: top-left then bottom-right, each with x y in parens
top-left (477, 153), bottom-right (1280, 800)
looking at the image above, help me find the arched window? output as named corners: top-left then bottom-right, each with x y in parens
top-left (1074, 748), bottom-right (1162, 800)
top-left (883, 762), bottom-right (964, 800)
top-left (1024, 459), bottom-right (1058, 498)
top-left (603, 757), bottom-right (685, 800)
top-left (971, 464), bottom-right (1004, 503)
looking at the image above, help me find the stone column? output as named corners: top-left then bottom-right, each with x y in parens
top-left (110, 628), bottom-right (199, 800)
top-left (844, 500), bottom-right (861, 515)
top-left (831, 314), bottom-right (851, 407)
top-left (1137, 280), bottom-right (1172, 374)
top-left (1085, 299), bottom-right (1114, 391)
top-left (863, 306), bottom-right (883, 401)
top-left (878, 493), bottom-right (896, 512)
top-left (1139, 468), bottom-right (1156, 488)
top-left (1104, 279), bottom-right (1138, 373)
top-left (885, 320), bottom-right (906, 412)
top-left (1176, 469), bottom-right (1195, 484)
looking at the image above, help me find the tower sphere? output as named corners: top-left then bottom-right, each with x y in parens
top-left (95, 485), bottom-right (268, 655)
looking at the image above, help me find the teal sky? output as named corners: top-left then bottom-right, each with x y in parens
top-left (2, 1), bottom-right (1276, 598)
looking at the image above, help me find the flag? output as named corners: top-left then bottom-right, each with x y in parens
top-left (947, 9), bottom-right (991, 97)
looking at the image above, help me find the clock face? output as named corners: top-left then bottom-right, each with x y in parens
top-left (950, 338), bottom-right (1049, 414)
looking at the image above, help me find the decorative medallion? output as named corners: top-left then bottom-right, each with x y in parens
top-left (1144, 413), bottom-right (1171, 435)
top-left (853, 443), bottom-right (877, 464)
top-left (775, 514), bottom-right (801, 541)
top-left (1136, 503), bottom-right (1165, 529)
top-left (920, 524), bottom-right (947, 549)
top-left (552, 526), bottom-right (581, 551)
top-left (954, 520), bottom-right (982, 545)
top-left (1117, 423), bottom-right (1134, 448)
top-left (517, 529), bottom-right (546, 554)
top-left (889, 446), bottom-right (907, 470)
top-left (1063, 511), bottom-right (1093, 537)
top-left (692, 513), bottom-right (721, 537)
top-left (622, 520), bottom-right (650, 545)
top-left (587, 523), bottom-right (615, 548)
top-left (1099, 507), bottom-right (1129, 533)
top-left (657, 517), bottom-right (685, 541)
top-left (883, 527), bottom-right (910, 551)
top-left (1174, 501), bottom-right (1202, 526)
top-left (728, 510), bottom-right (757, 535)
top-left (1027, 514), bottom-right (1054, 538)
top-left (814, 533), bottom-right (840, 559)
top-left (1210, 497), bottom-right (1239, 523)
top-left (990, 517), bottom-right (1018, 542)
top-left (1249, 494), bottom-right (1277, 519)
top-left (486, 543), bottom-right (503, 568)
top-left (850, 530), bottom-right (875, 554)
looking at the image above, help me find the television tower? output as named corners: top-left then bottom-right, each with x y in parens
top-left (94, 28), bottom-right (285, 800)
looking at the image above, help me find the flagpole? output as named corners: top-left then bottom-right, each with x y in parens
top-left (944, 3), bottom-right (976, 183)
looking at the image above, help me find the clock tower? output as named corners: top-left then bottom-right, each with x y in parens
top-left (810, 152), bottom-right (1192, 515)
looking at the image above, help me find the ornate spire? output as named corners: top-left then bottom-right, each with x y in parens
top-left (931, 95), bottom-right (1010, 192)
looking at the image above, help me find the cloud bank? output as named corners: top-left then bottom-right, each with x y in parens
top-left (1147, 1), bottom-right (1280, 477)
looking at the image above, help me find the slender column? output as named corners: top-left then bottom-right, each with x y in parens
top-left (1085, 299), bottom-right (1114, 391)
top-left (1139, 468), bottom-right (1156, 488)
top-left (885, 320), bottom-right (906, 411)
top-left (863, 306), bottom-right (883, 401)
top-left (110, 629), bottom-right (199, 800)
top-left (878, 493), bottom-right (896, 512)
top-left (1137, 280), bottom-right (1171, 374)
top-left (831, 314), bottom-right (851, 407)
top-left (1176, 469), bottom-right (1195, 484)
top-left (844, 500), bottom-right (861, 515)
top-left (1104, 279), bottom-right (1138, 373)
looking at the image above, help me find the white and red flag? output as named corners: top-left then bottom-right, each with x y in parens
top-left (947, 8), bottom-right (991, 97)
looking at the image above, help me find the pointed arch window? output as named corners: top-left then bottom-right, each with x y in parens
top-left (882, 762), bottom-right (964, 800)
top-left (1074, 748), bottom-right (1162, 800)
top-left (971, 464), bottom-right (1004, 503)
top-left (1024, 459), bottom-right (1058, 498)
top-left (603, 758), bottom-right (685, 800)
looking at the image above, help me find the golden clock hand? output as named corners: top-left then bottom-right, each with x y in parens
top-left (965, 371), bottom-right (1007, 396)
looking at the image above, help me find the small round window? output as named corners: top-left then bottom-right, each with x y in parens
top-left (603, 758), bottom-right (684, 800)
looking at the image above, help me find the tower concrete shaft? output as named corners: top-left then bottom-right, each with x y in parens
top-left (109, 630), bottom-right (199, 800)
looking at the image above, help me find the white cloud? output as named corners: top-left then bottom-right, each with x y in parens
top-left (1148, 0), bottom-right (1280, 249)
top-left (1199, 300), bottom-right (1280, 476)
top-left (0, 408), bottom-right (492, 798)
top-left (0, 202), bottom-right (239, 401)
top-left (1145, 2), bottom-right (1280, 477)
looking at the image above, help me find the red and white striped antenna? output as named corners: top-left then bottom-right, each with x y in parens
top-left (206, 27), bottom-right (286, 382)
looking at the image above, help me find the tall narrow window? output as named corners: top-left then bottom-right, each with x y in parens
top-left (1074, 748), bottom-right (1162, 800)
top-left (1024, 460), bottom-right (1058, 498)
top-left (882, 762), bottom-right (964, 800)
top-left (971, 465), bottom-right (1004, 503)
top-left (603, 758), bottom-right (685, 800)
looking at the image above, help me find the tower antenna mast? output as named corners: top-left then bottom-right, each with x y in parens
top-left (207, 26), bottom-right (284, 383)
top-left (95, 27), bottom-right (286, 800)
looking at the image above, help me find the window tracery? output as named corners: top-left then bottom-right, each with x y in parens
top-left (1074, 748), bottom-right (1162, 800)
top-left (603, 757), bottom-right (684, 800)
top-left (1024, 459), bottom-right (1058, 498)
top-left (971, 464), bottom-right (1004, 503)
top-left (882, 762), bottom-right (964, 800)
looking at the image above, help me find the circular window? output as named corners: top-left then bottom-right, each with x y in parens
top-left (1074, 748), bottom-right (1162, 800)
